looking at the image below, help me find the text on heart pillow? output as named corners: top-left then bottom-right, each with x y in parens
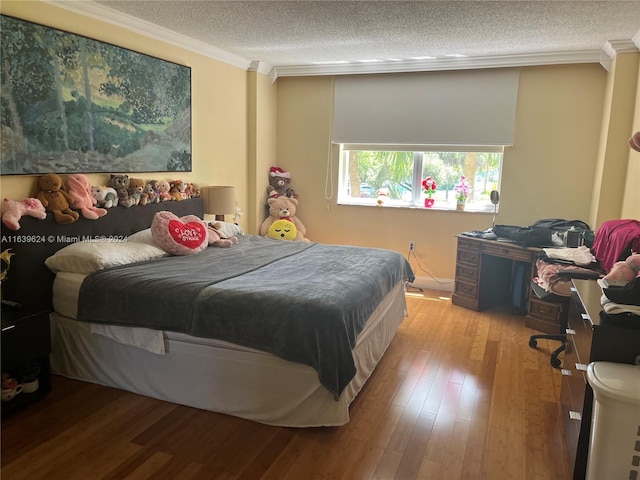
top-left (151, 211), bottom-right (208, 255)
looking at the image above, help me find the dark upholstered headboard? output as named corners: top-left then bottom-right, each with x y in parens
top-left (1, 198), bottom-right (203, 311)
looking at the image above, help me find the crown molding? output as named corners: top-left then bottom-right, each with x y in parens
top-left (633, 28), bottom-right (640, 49)
top-left (41, 1), bottom-right (640, 80)
top-left (600, 39), bottom-right (640, 71)
top-left (248, 61), bottom-right (274, 76)
top-left (271, 50), bottom-right (603, 79)
top-left (45, 0), bottom-right (252, 70)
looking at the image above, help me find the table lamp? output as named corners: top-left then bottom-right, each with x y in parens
top-left (201, 186), bottom-right (235, 221)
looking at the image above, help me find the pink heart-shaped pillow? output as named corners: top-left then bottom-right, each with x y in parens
top-left (151, 211), bottom-right (208, 256)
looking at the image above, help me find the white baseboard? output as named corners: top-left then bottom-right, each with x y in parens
top-left (406, 275), bottom-right (455, 292)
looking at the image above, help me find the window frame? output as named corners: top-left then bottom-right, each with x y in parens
top-left (337, 144), bottom-right (504, 212)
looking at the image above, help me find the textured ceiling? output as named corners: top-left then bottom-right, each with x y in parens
top-left (93, 1), bottom-right (640, 68)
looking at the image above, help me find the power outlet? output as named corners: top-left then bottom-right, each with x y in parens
top-left (408, 241), bottom-right (416, 251)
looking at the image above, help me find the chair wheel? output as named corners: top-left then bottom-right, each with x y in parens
top-left (551, 357), bottom-right (562, 368)
top-left (529, 338), bottom-right (538, 348)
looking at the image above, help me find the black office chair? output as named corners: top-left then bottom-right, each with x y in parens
top-left (528, 281), bottom-right (571, 369)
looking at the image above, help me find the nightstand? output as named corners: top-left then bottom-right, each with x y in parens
top-left (1, 307), bottom-right (52, 417)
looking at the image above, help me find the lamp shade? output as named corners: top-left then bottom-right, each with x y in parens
top-left (201, 186), bottom-right (235, 220)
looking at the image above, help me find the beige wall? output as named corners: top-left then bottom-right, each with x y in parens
top-left (621, 58), bottom-right (640, 219)
top-left (590, 52), bottom-right (640, 227)
top-left (2, 1), bottom-right (638, 283)
top-left (276, 65), bottom-right (611, 281)
top-left (0, 1), bottom-right (249, 230)
top-left (248, 70), bottom-right (278, 233)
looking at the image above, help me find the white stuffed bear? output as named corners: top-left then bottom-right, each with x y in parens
top-left (1, 198), bottom-right (47, 230)
top-left (91, 185), bottom-right (119, 209)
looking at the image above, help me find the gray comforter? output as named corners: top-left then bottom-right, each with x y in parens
top-left (77, 235), bottom-right (414, 398)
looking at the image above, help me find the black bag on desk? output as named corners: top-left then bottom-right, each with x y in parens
top-left (531, 218), bottom-right (591, 232)
top-left (493, 224), bottom-right (554, 247)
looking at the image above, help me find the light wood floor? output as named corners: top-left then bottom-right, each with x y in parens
top-left (1, 290), bottom-right (569, 480)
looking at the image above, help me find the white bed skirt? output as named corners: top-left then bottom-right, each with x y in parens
top-left (50, 282), bottom-right (407, 427)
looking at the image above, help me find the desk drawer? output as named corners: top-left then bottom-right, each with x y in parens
top-left (454, 279), bottom-right (478, 299)
top-left (456, 248), bottom-right (480, 266)
top-left (457, 237), bottom-right (481, 253)
top-left (526, 297), bottom-right (562, 333)
top-left (455, 264), bottom-right (478, 283)
top-left (482, 243), bottom-right (534, 262)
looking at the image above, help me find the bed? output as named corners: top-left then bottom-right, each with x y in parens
top-left (1, 198), bottom-right (413, 427)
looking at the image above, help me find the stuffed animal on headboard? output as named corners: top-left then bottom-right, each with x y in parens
top-left (109, 174), bottom-right (134, 208)
top-left (31, 173), bottom-right (79, 224)
top-left (92, 185), bottom-right (118, 208)
top-left (66, 174), bottom-right (108, 220)
top-left (1, 198), bottom-right (47, 230)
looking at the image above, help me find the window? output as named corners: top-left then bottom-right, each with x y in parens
top-left (338, 145), bottom-right (503, 212)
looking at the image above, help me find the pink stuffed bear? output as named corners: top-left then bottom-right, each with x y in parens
top-left (0, 198), bottom-right (47, 230)
top-left (66, 174), bottom-right (107, 220)
top-left (207, 224), bottom-right (238, 248)
top-left (602, 253), bottom-right (640, 287)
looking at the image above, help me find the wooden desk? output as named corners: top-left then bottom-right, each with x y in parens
top-left (561, 279), bottom-right (640, 479)
top-left (452, 235), bottom-right (563, 331)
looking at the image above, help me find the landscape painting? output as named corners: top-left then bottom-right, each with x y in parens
top-left (0, 15), bottom-right (192, 175)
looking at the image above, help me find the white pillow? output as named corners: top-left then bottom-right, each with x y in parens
top-left (45, 240), bottom-right (167, 274)
top-left (128, 228), bottom-right (157, 246)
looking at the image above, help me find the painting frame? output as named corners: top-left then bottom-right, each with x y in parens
top-left (0, 14), bottom-right (192, 175)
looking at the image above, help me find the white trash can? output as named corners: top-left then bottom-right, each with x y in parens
top-left (586, 361), bottom-right (640, 480)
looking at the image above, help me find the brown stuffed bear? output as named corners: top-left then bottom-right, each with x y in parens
top-left (266, 166), bottom-right (291, 199)
top-left (259, 195), bottom-right (309, 242)
top-left (32, 173), bottom-right (79, 224)
top-left (127, 178), bottom-right (149, 206)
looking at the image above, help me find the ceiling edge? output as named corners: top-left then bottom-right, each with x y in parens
top-left (46, 0), bottom-right (253, 70)
top-left (45, 0), bottom-right (638, 80)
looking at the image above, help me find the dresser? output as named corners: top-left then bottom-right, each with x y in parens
top-left (1, 307), bottom-right (52, 417)
top-left (452, 235), bottom-right (563, 332)
top-left (560, 279), bottom-right (640, 479)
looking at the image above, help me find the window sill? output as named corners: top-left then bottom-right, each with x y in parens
top-left (337, 200), bottom-right (494, 213)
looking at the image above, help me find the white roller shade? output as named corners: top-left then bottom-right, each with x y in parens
top-left (333, 68), bottom-right (519, 146)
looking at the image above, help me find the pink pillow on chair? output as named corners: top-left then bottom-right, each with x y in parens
top-left (151, 211), bottom-right (208, 256)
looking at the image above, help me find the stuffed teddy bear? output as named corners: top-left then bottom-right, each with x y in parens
top-left (109, 174), bottom-right (134, 208)
top-left (143, 181), bottom-right (159, 204)
top-left (209, 221), bottom-right (243, 240)
top-left (66, 174), bottom-right (108, 220)
top-left (186, 182), bottom-right (200, 198)
top-left (266, 166), bottom-right (292, 199)
top-left (128, 178), bottom-right (149, 206)
top-left (31, 173), bottom-right (79, 224)
top-left (169, 179), bottom-right (187, 201)
top-left (91, 185), bottom-right (118, 208)
top-left (207, 224), bottom-right (238, 247)
top-left (157, 180), bottom-right (173, 202)
top-left (259, 195), bottom-right (309, 242)
top-left (1, 197), bottom-right (47, 230)
top-left (602, 253), bottom-right (640, 287)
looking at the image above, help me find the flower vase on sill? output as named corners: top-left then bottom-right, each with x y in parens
top-left (421, 176), bottom-right (437, 209)
top-left (453, 175), bottom-right (471, 212)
